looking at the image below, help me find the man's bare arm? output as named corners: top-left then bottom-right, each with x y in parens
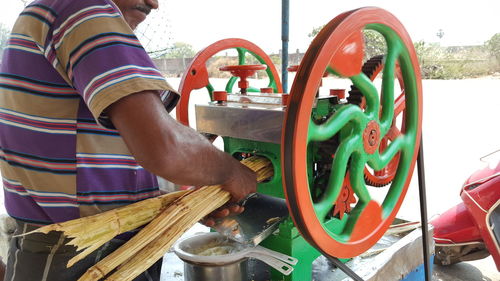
top-left (107, 91), bottom-right (256, 201)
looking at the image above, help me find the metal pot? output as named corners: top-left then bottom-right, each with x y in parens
top-left (173, 232), bottom-right (297, 281)
top-left (182, 258), bottom-right (248, 281)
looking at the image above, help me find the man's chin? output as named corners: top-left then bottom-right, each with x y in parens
top-left (124, 13), bottom-right (147, 30)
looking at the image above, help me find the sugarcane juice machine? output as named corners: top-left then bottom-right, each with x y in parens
top-left (175, 7), bottom-right (423, 281)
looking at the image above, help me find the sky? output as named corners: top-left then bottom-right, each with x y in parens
top-left (163, 0), bottom-right (500, 53)
top-left (1, 0), bottom-right (499, 54)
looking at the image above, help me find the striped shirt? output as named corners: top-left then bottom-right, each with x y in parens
top-left (0, 0), bottom-right (178, 225)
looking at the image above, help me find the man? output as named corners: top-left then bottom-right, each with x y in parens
top-left (0, 0), bottom-right (256, 280)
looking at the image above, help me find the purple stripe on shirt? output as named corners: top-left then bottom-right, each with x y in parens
top-left (4, 191), bottom-right (78, 223)
top-left (76, 167), bottom-right (158, 193)
top-left (77, 99), bottom-right (95, 119)
top-left (0, 123), bottom-right (76, 158)
top-left (1, 49), bottom-right (69, 84)
top-left (72, 44), bottom-right (160, 94)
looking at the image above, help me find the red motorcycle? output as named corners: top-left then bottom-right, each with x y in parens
top-left (430, 150), bottom-right (500, 270)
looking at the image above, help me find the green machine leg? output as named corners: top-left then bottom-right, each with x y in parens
top-left (224, 138), bottom-right (319, 281)
top-left (260, 218), bottom-right (348, 281)
top-left (260, 218), bottom-right (320, 281)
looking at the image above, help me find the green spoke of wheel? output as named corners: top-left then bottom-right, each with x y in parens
top-left (308, 105), bottom-right (365, 142)
top-left (349, 150), bottom-right (371, 203)
top-left (247, 87), bottom-right (261, 93)
top-left (382, 145), bottom-right (412, 217)
top-left (314, 134), bottom-right (361, 220)
top-left (379, 39), bottom-right (403, 134)
top-left (367, 134), bottom-right (406, 171)
top-left (205, 83), bottom-right (215, 100)
top-left (350, 73), bottom-right (379, 120)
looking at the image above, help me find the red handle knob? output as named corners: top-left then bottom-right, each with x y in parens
top-left (219, 65), bottom-right (267, 94)
top-left (213, 91), bottom-right (227, 103)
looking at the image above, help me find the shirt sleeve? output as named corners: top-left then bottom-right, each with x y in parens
top-left (47, 0), bottom-right (179, 128)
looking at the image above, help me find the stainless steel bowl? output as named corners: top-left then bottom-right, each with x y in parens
top-left (183, 259), bottom-right (248, 281)
top-left (174, 233), bottom-right (248, 281)
top-left (174, 232), bottom-right (297, 281)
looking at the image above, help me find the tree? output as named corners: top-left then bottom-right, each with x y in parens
top-left (308, 25), bottom-right (324, 39)
top-left (363, 30), bottom-right (386, 60)
top-left (485, 33), bottom-right (500, 70)
top-left (162, 42), bottom-right (196, 59)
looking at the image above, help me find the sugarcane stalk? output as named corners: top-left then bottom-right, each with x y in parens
top-left (79, 156), bottom-right (273, 281)
top-left (24, 190), bottom-right (187, 262)
top-left (107, 157), bottom-right (274, 280)
top-left (78, 186), bottom-right (227, 280)
top-left (106, 187), bottom-right (230, 281)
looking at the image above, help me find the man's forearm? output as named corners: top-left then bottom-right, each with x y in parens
top-left (108, 91), bottom-right (241, 187)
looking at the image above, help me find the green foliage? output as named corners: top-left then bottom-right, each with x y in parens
top-left (414, 41), bottom-right (446, 79)
top-left (415, 41), bottom-right (491, 79)
top-left (306, 26), bottom-right (498, 79)
top-left (363, 30), bottom-right (387, 60)
top-left (161, 42), bottom-right (195, 59)
top-left (485, 33), bottom-right (500, 71)
top-left (308, 25), bottom-right (324, 38)
top-left (485, 33), bottom-right (500, 58)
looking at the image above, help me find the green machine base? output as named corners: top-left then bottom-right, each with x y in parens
top-left (223, 137), bottom-right (348, 281)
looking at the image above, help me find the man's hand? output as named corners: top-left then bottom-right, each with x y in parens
top-left (202, 161), bottom-right (257, 227)
top-left (221, 161), bottom-right (257, 202)
top-left (201, 203), bottom-right (245, 227)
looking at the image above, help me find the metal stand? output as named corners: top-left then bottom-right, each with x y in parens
top-left (281, 0), bottom-right (289, 92)
top-left (417, 137), bottom-right (432, 281)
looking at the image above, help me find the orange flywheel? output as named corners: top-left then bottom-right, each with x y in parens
top-left (282, 7), bottom-right (422, 258)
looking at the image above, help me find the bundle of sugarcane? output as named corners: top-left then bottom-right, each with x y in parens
top-left (80, 156), bottom-right (273, 281)
top-left (80, 185), bottom-right (230, 281)
top-left (27, 156), bottom-right (273, 281)
top-left (25, 189), bottom-right (188, 266)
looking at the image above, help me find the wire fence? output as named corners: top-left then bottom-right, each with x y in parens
top-left (133, 0), bottom-right (173, 58)
top-left (8, 0), bottom-right (174, 59)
